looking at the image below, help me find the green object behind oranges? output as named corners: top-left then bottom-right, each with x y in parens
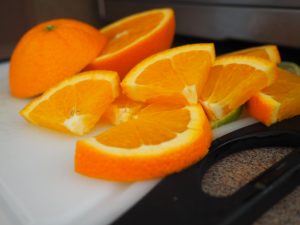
top-left (279, 61), bottom-right (300, 75)
top-left (211, 107), bottom-right (242, 129)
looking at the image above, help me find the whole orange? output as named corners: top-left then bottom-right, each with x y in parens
top-left (10, 19), bottom-right (107, 98)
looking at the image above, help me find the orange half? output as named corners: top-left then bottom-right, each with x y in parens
top-left (10, 19), bottom-right (107, 98)
top-left (86, 8), bottom-right (175, 78)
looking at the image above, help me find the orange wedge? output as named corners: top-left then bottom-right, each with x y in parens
top-left (85, 8), bottom-right (175, 78)
top-left (200, 55), bottom-right (277, 121)
top-left (121, 43), bottom-right (215, 105)
top-left (218, 45), bottom-right (281, 64)
top-left (21, 71), bottom-right (120, 135)
top-left (101, 94), bottom-right (145, 125)
top-left (247, 68), bottom-right (300, 126)
top-left (75, 103), bottom-right (212, 181)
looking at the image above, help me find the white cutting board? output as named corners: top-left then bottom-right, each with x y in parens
top-left (0, 62), bottom-right (257, 225)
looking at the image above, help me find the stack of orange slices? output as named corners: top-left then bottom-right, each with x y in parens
top-left (11, 9), bottom-right (300, 182)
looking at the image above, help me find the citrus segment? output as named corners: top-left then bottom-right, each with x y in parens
top-left (247, 68), bottom-right (300, 126)
top-left (214, 55), bottom-right (277, 85)
top-left (101, 94), bottom-right (145, 125)
top-left (218, 45), bottom-right (281, 64)
top-left (121, 43), bottom-right (215, 104)
top-left (86, 8), bottom-right (175, 78)
top-left (75, 103), bottom-right (212, 181)
top-left (200, 55), bottom-right (276, 121)
top-left (10, 19), bottom-right (107, 98)
top-left (20, 71), bottom-right (120, 135)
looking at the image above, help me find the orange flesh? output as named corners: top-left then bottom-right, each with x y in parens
top-left (229, 49), bottom-right (270, 60)
top-left (101, 12), bottom-right (163, 54)
top-left (96, 106), bottom-right (189, 148)
top-left (111, 94), bottom-right (144, 108)
top-left (247, 94), bottom-right (277, 125)
top-left (241, 49), bottom-right (270, 59)
top-left (201, 64), bottom-right (269, 120)
top-left (101, 94), bottom-right (145, 125)
top-left (263, 69), bottom-right (300, 121)
top-left (219, 45), bottom-right (281, 64)
top-left (136, 51), bottom-right (211, 97)
top-left (263, 69), bottom-right (300, 102)
top-left (75, 103), bottom-right (212, 181)
top-left (86, 9), bottom-right (175, 78)
top-left (247, 68), bottom-right (300, 125)
top-left (28, 80), bottom-right (113, 132)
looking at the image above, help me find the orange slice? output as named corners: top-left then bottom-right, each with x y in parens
top-left (75, 103), bottom-right (212, 181)
top-left (218, 45), bottom-right (281, 64)
top-left (200, 55), bottom-right (277, 121)
top-left (20, 71), bottom-right (120, 135)
top-left (121, 43), bottom-right (215, 105)
top-left (101, 94), bottom-right (145, 125)
top-left (247, 68), bottom-right (300, 126)
top-left (85, 8), bottom-right (175, 78)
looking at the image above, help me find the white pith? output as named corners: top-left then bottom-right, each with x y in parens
top-left (182, 85), bottom-right (198, 104)
top-left (63, 113), bottom-right (92, 135)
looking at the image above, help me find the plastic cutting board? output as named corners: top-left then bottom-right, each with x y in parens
top-left (0, 62), bottom-right (257, 225)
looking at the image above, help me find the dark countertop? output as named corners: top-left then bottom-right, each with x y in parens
top-left (202, 147), bottom-right (300, 225)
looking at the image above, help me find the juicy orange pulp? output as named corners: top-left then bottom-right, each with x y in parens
top-left (75, 103), bottom-right (212, 181)
top-left (200, 56), bottom-right (276, 121)
top-left (122, 43), bottom-right (215, 104)
top-left (218, 45), bottom-right (281, 64)
top-left (101, 94), bottom-right (145, 125)
top-left (247, 68), bottom-right (300, 125)
top-left (101, 12), bottom-right (164, 54)
top-left (86, 8), bottom-right (175, 78)
top-left (21, 71), bottom-right (120, 135)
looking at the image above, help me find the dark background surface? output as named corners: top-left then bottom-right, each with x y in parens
top-left (1, 0), bottom-right (300, 61)
top-left (0, 0), bottom-right (102, 60)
